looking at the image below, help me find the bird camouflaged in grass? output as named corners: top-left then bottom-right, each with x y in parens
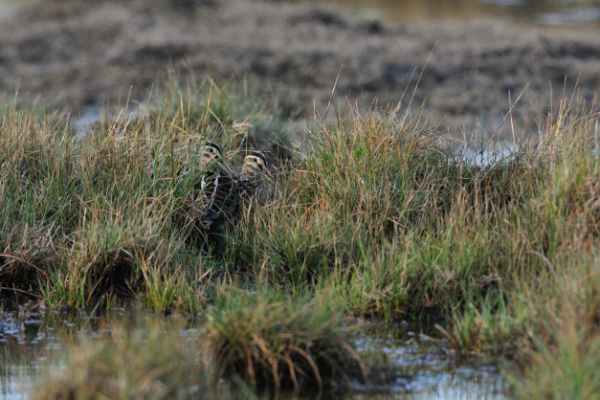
top-left (239, 151), bottom-right (270, 203)
top-left (195, 142), bottom-right (240, 234)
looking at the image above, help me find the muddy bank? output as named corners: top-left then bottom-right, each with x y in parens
top-left (0, 0), bottom-right (598, 132)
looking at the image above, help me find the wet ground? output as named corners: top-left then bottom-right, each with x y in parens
top-left (349, 320), bottom-right (508, 399)
top-left (0, 309), bottom-right (508, 399)
top-left (0, 0), bottom-right (599, 135)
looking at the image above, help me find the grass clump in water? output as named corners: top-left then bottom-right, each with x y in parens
top-left (205, 290), bottom-right (365, 395)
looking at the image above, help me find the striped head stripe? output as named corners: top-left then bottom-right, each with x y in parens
top-left (205, 142), bottom-right (223, 157)
top-left (247, 151), bottom-right (268, 169)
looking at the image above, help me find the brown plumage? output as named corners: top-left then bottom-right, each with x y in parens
top-left (195, 142), bottom-right (240, 233)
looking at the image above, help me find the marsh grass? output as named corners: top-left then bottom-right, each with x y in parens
top-left (0, 79), bottom-right (296, 311)
top-left (31, 318), bottom-right (214, 400)
top-left (1, 78), bottom-right (599, 397)
top-left (222, 95), bottom-right (598, 395)
top-left (205, 290), bottom-right (366, 394)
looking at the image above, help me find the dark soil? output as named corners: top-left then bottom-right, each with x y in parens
top-left (1, 0), bottom-right (599, 133)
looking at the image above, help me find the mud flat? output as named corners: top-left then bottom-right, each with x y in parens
top-left (0, 0), bottom-right (599, 131)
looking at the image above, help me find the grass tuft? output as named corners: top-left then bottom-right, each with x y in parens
top-left (205, 291), bottom-right (365, 394)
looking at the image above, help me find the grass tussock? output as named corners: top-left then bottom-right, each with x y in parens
top-left (205, 291), bottom-right (365, 393)
top-left (1, 77), bottom-right (599, 397)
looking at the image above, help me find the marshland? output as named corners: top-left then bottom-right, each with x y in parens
top-left (1, 0), bottom-right (599, 399)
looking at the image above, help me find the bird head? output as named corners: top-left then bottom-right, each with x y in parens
top-left (242, 151), bottom-right (269, 176)
top-left (200, 142), bottom-right (223, 167)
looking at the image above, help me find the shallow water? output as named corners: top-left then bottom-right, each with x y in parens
top-left (0, 310), bottom-right (508, 399)
top-left (313, 0), bottom-right (600, 29)
top-left (0, 308), bottom-right (111, 398)
top-left (346, 320), bottom-right (508, 399)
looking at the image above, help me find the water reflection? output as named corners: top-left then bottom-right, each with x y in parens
top-left (314, 0), bottom-right (600, 28)
top-left (348, 319), bottom-right (508, 399)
